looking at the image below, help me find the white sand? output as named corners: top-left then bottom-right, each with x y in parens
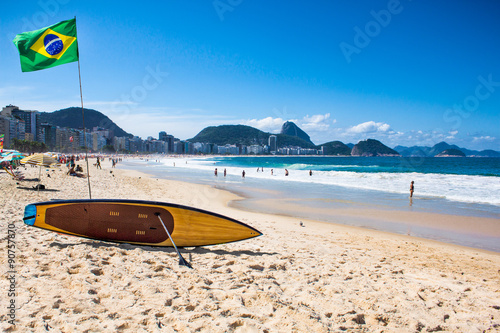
top-left (1, 160), bottom-right (499, 332)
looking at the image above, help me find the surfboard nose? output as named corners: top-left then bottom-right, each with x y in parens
top-left (23, 204), bottom-right (37, 226)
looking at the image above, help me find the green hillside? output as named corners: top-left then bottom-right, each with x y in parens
top-left (40, 107), bottom-right (133, 138)
top-left (351, 139), bottom-right (399, 156)
top-left (320, 141), bottom-right (351, 155)
top-left (188, 124), bottom-right (316, 149)
top-left (435, 148), bottom-right (466, 157)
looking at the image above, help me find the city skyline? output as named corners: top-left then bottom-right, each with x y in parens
top-left (1, 1), bottom-right (499, 150)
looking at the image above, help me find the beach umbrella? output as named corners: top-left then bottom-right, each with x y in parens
top-left (21, 154), bottom-right (60, 167)
top-left (20, 154), bottom-right (61, 190)
top-left (0, 153), bottom-right (24, 163)
top-left (0, 149), bottom-right (20, 155)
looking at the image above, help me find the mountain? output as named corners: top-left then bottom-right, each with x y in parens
top-left (351, 139), bottom-right (400, 157)
top-left (394, 145), bottom-right (430, 157)
top-left (472, 149), bottom-right (500, 157)
top-left (320, 141), bottom-right (351, 155)
top-left (188, 124), bottom-right (316, 149)
top-left (459, 147), bottom-right (500, 157)
top-left (39, 107), bottom-right (133, 138)
top-left (280, 121), bottom-right (312, 144)
top-left (393, 145), bottom-right (408, 153)
top-left (189, 125), bottom-right (267, 146)
top-left (435, 149), bottom-right (466, 157)
top-left (394, 142), bottom-right (500, 157)
top-left (428, 142), bottom-right (461, 157)
top-left (276, 134), bottom-right (316, 149)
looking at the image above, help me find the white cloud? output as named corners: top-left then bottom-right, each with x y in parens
top-left (347, 121), bottom-right (391, 134)
top-left (473, 135), bottom-right (496, 142)
top-left (242, 113), bottom-right (335, 136)
top-left (243, 117), bottom-right (285, 133)
top-left (300, 113), bottom-right (333, 132)
top-left (446, 130), bottom-right (459, 139)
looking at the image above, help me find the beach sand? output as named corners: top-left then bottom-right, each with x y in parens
top-left (1, 160), bottom-right (499, 332)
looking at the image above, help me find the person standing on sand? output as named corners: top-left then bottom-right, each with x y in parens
top-left (410, 181), bottom-right (414, 198)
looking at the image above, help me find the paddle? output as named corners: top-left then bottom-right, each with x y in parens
top-left (155, 212), bottom-right (192, 269)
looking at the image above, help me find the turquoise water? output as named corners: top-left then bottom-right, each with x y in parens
top-left (179, 156), bottom-right (500, 207)
top-left (209, 156), bottom-right (500, 177)
top-left (120, 156), bottom-right (500, 251)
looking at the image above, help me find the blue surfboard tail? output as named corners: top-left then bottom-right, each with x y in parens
top-left (23, 204), bottom-right (37, 226)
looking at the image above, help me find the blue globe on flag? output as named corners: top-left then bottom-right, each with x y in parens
top-left (44, 34), bottom-right (63, 56)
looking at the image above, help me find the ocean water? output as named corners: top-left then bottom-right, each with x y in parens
top-left (120, 156), bottom-right (500, 251)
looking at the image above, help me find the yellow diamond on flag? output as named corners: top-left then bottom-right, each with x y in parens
top-left (13, 18), bottom-right (79, 72)
top-left (29, 28), bottom-right (76, 60)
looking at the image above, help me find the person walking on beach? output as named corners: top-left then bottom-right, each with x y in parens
top-left (410, 181), bottom-right (414, 198)
top-left (69, 156), bottom-right (75, 169)
top-left (96, 156), bottom-right (101, 169)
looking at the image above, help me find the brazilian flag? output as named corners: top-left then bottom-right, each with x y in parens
top-left (13, 18), bottom-right (78, 72)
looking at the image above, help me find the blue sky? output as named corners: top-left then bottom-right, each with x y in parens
top-left (1, 0), bottom-right (499, 150)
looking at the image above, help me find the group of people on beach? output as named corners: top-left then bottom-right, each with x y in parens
top-left (66, 155), bottom-right (86, 178)
top-left (212, 166), bottom-right (416, 199)
top-left (214, 168), bottom-right (227, 177)
top-left (213, 168), bottom-right (316, 178)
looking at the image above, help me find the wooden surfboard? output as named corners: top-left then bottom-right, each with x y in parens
top-left (23, 199), bottom-right (262, 247)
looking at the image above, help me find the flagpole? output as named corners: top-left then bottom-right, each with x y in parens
top-left (76, 17), bottom-right (92, 199)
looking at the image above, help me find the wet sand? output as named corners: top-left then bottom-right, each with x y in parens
top-left (1, 160), bottom-right (499, 332)
top-left (231, 197), bottom-right (500, 251)
top-left (120, 158), bottom-right (500, 252)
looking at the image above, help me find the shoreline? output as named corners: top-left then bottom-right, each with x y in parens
top-left (1, 160), bottom-right (499, 331)
top-left (119, 159), bottom-right (500, 253)
top-left (110, 163), bottom-right (500, 258)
